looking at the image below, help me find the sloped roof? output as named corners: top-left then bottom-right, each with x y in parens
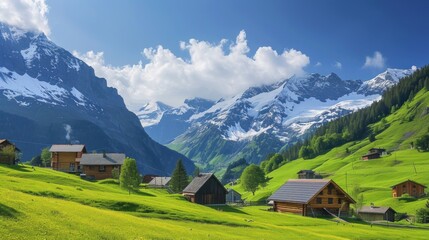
top-left (227, 188), bottom-right (242, 196)
top-left (80, 153), bottom-right (125, 165)
top-left (49, 144), bottom-right (86, 152)
top-left (297, 170), bottom-right (315, 174)
top-left (0, 139), bottom-right (20, 152)
top-left (148, 177), bottom-right (171, 186)
top-left (391, 179), bottom-right (427, 189)
top-left (183, 173), bottom-right (226, 194)
top-left (359, 206), bottom-right (396, 214)
top-left (268, 179), bottom-right (330, 203)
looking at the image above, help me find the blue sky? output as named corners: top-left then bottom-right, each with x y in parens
top-left (1, 0), bottom-right (428, 108)
top-left (47, 0), bottom-right (429, 79)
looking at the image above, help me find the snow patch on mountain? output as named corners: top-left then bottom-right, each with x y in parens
top-left (357, 68), bottom-right (416, 95)
top-left (225, 122), bottom-right (269, 141)
top-left (0, 66), bottom-right (67, 105)
top-left (20, 44), bottom-right (39, 67)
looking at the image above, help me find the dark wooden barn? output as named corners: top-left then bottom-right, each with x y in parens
top-left (183, 173), bottom-right (227, 205)
top-left (359, 206), bottom-right (396, 222)
top-left (268, 179), bottom-right (355, 217)
top-left (361, 148), bottom-right (386, 160)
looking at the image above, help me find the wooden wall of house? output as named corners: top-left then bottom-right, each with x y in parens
top-left (359, 211), bottom-right (395, 222)
top-left (51, 152), bottom-right (80, 172)
top-left (82, 165), bottom-right (120, 180)
top-left (392, 181), bottom-right (426, 198)
top-left (307, 183), bottom-right (350, 213)
top-left (274, 202), bottom-right (304, 215)
top-left (194, 177), bottom-right (226, 205)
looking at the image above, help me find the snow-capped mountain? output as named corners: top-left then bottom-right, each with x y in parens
top-left (0, 22), bottom-right (194, 174)
top-left (137, 101), bottom-right (173, 127)
top-left (139, 68), bottom-right (415, 172)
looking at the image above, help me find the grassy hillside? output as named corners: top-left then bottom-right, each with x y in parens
top-left (233, 89), bottom-right (429, 217)
top-left (1, 163), bottom-right (428, 239)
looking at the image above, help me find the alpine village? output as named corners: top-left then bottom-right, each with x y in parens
top-left (1, 1), bottom-right (429, 240)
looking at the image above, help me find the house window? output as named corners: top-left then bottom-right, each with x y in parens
top-left (316, 198), bottom-right (322, 204)
top-left (338, 198), bottom-right (342, 204)
top-left (328, 198), bottom-right (333, 204)
top-left (99, 165), bottom-right (106, 172)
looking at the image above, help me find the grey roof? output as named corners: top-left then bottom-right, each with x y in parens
top-left (227, 189), bottom-right (241, 196)
top-left (268, 179), bottom-right (330, 203)
top-left (80, 153), bottom-right (125, 165)
top-left (49, 144), bottom-right (85, 152)
top-left (359, 206), bottom-right (396, 214)
top-left (183, 173), bottom-right (226, 194)
top-left (148, 177), bottom-right (171, 186)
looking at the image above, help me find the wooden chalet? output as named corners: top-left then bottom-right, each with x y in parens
top-left (50, 144), bottom-right (86, 172)
top-left (226, 189), bottom-right (242, 203)
top-left (391, 179), bottom-right (426, 198)
top-left (183, 173), bottom-right (227, 205)
top-left (361, 148), bottom-right (386, 160)
top-left (0, 139), bottom-right (21, 165)
top-left (359, 205), bottom-right (396, 222)
top-left (268, 179), bottom-right (355, 217)
top-left (148, 177), bottom-right (171, 188)
top-left (297, 170), bottom-right (322, 179)
top-left (80, 153), bottom-right (125, 180)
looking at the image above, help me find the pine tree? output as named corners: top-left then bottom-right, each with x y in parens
top-left (170, 159), bottom-right (189, 193)
top-left (119, 157), bottom-right (140, 194)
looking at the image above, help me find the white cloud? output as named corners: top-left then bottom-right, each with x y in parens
top-left (74, 30), bottom-right (310, 110)
top-left (0, 0), bottom-right (50, 35)
top-left (334, 61), bottom-right (342, 69)
top-left (315, 62), bottom-right (322, 67)
top-left (363, 51), bottom-right (385, 69)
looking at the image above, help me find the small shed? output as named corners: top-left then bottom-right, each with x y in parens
top-left (80, 153), bottom-right (125, 180)
top-left (148, 177), bottom-right (171, 188)
top-left (183, 173), bottom-right (227, 205)
top-left (391, 179), bottom-right (426, 198)
top-left (226, 189), bottom-right (242, 203)
top-left (359, 206), bottom-right (396, 222)
top-left (268, 179), bottom-right (355, 217)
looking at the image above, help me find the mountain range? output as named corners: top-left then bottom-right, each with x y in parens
top-left (0, 23), bottom-right (194, 175)
top-left (139, 68), bottom-right (415, 173)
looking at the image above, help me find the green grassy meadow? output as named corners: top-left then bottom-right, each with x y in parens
top-left (1, 163), bottom-right (428, 239)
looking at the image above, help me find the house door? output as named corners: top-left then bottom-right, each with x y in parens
top-left (70, 163), bottom-right (75, 172)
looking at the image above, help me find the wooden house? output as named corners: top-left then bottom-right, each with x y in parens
top-left (50, 144), bottom-right (86, 173)
top-left (0, 139), bottom-right (21, 165)
top-left (297, 170), bottom-right (322, 179)
top-left (358, 205), bottom-right (396, 222)
top-left (391, 180), bottom-right (426, 198)
top-left (80, 153), bottom-right (125, 180)
top-left (226, 189), bottom-right (242, 203)
top-left (361, 148), bottom-right (386, 160)
top-left (183, 173), bottom-right (227, 205)
top-left (268, 179), bottom-right (355, 217)
top-left (148, 177), bottom-right (171, 188)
